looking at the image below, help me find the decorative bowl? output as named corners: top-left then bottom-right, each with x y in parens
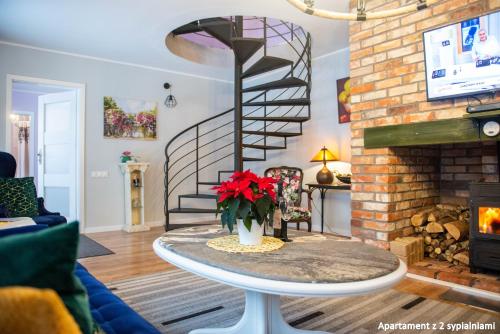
top-left (336, 175), bottom-right (351, 184)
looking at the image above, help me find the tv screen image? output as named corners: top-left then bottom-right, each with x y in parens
top-left (423, 10), bottom-right (500, 101)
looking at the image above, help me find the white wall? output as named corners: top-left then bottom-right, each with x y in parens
top-left (0, 43), bottom-right (233, 232)
top-left (246, 48), bottom-right (352, 236)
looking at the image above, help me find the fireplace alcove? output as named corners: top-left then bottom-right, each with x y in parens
top-left (361, 115), bottom-right (500, 283)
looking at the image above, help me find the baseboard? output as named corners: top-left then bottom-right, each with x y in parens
top-left (406, 273), bottom-right (500, 302)
top-left (84, 225), bottom-right (123, 233)
top-left (84, 216), bottom-right (217, 233)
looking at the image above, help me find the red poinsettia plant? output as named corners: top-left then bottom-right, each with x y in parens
top-left (213, 170), bottom-right (277, 233)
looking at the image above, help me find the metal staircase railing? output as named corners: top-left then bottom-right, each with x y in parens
top-left (164, 17), bottom-right (311, 229)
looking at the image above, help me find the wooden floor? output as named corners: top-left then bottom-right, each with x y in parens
top-left (79, 225), bottom-right (496, 315)
top-left (79, 226), bottom-right (172, 282)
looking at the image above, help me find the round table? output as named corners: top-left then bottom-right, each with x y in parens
top-left (153, 225), bottom-right (407, 334)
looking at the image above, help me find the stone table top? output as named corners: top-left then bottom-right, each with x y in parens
top-left (158, 225), bottom-right (400, 284)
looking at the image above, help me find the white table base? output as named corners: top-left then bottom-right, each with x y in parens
top-left (190, 290), bottom-right (329, 334)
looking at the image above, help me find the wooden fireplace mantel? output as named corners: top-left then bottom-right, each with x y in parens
top-left (364, 111), bottom-right (500, 149)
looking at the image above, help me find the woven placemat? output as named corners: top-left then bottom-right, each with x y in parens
top-left (207, 235), bottom-right (284, 253)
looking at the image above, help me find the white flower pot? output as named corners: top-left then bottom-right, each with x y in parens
top-left (237, 219), bottom-right (264, 246)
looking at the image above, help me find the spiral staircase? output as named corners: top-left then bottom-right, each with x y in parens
top-left (164, 16), bottom-right (312, 230)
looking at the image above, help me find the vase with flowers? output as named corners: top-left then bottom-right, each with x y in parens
top-left (213, 170), bottom-right (276, 246)
top-left (120, 151), bottom-right (134, 163)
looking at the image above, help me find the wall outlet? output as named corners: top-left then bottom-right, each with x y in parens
top-left (91, 171), bottom-right (109, 178)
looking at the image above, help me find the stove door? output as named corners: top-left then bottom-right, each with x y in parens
top-left (470, 198), bottom-right (500, 241)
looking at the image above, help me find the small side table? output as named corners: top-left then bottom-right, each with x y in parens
top-left (307, 183), bottom-right (351, 233)
top-left (0, 217), bottom-right (36, 230)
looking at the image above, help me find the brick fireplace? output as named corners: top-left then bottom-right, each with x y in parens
top-left (349, 0), bottom-right (500, 249)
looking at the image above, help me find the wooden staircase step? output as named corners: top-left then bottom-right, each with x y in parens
top-left (243, 98), bottom-right (310, 107)
top-left (199, 17), bottom-right (233, 47)
top-left (169, 208), bottom-right (217, 214)
top-left (242, 130), bottom-right (301, 137)
top-left (172, 21), bottom-right (203, 35)
top-left (198, 181), bottom-right (222, 186)
top-left (243, 116), bottom-right (309, 122)
top-left (242, 77), bottom-right (307, 92)
top-left (243, 144), bottom-right (285, 150)
top-left (243, 157), bottom-right (266, 162)
top-left (242, 56), bottom-right (293, 79)
top-left (231, 38), bottom-right (264, 64)
top-left (179, 194), bottom-right (217, 199)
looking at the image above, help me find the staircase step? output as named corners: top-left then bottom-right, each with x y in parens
top-left (169, 208), bottom-right (217, 214)
top-left (242, 56), bottom-right (293, 79)
top-left (242, 130), bottom-right (301, 137)
top-left (243, 116), bottom-right (310, 122)
top-left (199, 17), bottom-right (233, 47)
top-left (243, 98), bottom-right (310, 107)
top-left (198, 181), bottom-right (222, 186)
top-left (243, 157), bottom-right (266, 162)
top-left (243, 77), bottom-right (307, 92)
top-left (232, 38), bottom-right (264, 64)
top-left (243, 144), bottom-right (285, 150)
top-left (179, 194), bottom-right (217, 199)
top-left (172, 21), bottom-right (203, 35)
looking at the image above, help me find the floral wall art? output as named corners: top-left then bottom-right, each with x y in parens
top-left (103, 96), bottom-right (157, 140)
top-left (336, 77), bottom-right (351, 124)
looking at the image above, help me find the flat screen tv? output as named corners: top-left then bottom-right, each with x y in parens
top-left (423, 10), bottom-right (500, 101)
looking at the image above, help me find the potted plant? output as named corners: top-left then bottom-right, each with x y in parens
top-left (213, 170), bottom-right (276, 245)
top-left (120, 151), bottom-right (133, 163)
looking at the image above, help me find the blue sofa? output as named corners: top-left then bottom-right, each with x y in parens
top-left (0, 225), bottom-right (160, 334)
top-left (0, 151), bottom-right (67, 227)
top-left (76, 264), bottom-right (159, 334)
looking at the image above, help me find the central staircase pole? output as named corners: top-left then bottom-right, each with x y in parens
top-left (234, 15), bottom-right (244, 172)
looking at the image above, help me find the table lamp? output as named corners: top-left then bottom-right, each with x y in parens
top-left (310, 146), bottom-right (338, 184)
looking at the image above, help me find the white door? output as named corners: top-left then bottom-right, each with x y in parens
top-left (37, 91), bottom-right (77, 220)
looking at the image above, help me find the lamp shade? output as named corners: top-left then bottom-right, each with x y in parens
top-left (310, 146), bottom-right (338, 163)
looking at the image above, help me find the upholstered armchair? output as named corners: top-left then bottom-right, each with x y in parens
top-left (0, 151), bottom-right (66, 226)
top-left (264, 166), bottom-right (312, 232)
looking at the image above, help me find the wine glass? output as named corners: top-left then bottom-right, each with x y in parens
top-left (279, 198), bottom-right (294, 242)
top-left (279, 198), bottom-right (291, 221)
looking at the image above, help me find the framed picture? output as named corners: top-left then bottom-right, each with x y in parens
top-left (103, 96), bottom-right (157, 140)
top-left (336, 77), bottom-right (351, 124)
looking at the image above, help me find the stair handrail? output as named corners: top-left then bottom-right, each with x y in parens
top-left (164, 107), bottom-right (234, 159)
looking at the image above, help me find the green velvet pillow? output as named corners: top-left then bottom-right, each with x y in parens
top-left (0, 222), bottom-right (93, 334)
top-left (0, 177), bottom-right (39, 217)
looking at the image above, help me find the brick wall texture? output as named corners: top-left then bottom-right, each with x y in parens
top-left (349, 0), bottom-right (500, 249)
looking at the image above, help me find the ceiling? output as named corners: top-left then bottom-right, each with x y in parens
top-left (0, 0), bottom-right (349, 81)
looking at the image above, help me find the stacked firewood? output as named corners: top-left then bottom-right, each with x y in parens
top-left (411, 204), bottom-right (470, 266)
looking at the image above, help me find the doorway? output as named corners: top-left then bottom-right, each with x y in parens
top-left (5, 75), bottom-right (85, 227)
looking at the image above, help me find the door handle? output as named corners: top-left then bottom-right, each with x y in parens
top-left (37, 150), bottom-right (42, 164)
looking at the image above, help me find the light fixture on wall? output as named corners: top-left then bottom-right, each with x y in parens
top-left (163, 82), bottom-right (178, 108)
top-left (9, 114), bottom-right (30, 143)
top-left (287, 0), bottom-right (438, 21)
top-left (310, 146), bottom-right (338, 184)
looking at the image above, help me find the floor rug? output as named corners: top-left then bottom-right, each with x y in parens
top-left (77, 235), bottom-right (114, 259)
top-left (107, 270), bottom-right (499, 334)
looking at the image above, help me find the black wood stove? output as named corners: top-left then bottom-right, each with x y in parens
top-left (469, 183), bottom-right (500, 273)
